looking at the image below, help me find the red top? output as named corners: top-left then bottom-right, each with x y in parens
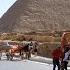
top-left (52, 48), bottom-right (62, 60)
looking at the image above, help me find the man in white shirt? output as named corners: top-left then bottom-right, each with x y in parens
top-left (62, 47), bottom-right (70, 70)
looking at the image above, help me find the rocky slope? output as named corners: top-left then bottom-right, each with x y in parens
top-left (0, 0), bottom-right (70, 33)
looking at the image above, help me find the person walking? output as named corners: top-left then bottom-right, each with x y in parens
top-left (33, 46), bottom-right (38, 56)
top-left (6, 51), bottom-right (10, 60)
top-left (23, 44), bottom-right (30, 59)
top-left (52, 47), bottom-right (62, 70)
top-left (62, 47), bottom-right (70, 70)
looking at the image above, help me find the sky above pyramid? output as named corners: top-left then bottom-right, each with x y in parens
top-left (0, 0), bottom-right (17, 18)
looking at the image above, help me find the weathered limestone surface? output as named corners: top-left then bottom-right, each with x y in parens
top-left (0, 0), bottom-right (70, 33)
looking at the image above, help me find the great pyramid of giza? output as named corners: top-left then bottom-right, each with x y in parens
top-left (0, 0), bottom-right (70, 33)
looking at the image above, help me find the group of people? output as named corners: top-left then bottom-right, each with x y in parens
top-left (0, 41), bottom-right (38, 61)
top-left (6, 50), bottom-right (14, 60)
top-left (0, 41), bottom-right (69, 70)
top-left (20, 42), bottom-right (38, 60)
top-left (52, 46), bottom-right (70, 70)
top-left (5, 41), bottom-right (38, 60)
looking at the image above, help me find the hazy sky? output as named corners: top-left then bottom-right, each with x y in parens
top-left (0, 0), bottom-right (17, 18)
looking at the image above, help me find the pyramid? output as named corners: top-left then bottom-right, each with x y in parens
top-left (0, 0), bottom-right (70, 33)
